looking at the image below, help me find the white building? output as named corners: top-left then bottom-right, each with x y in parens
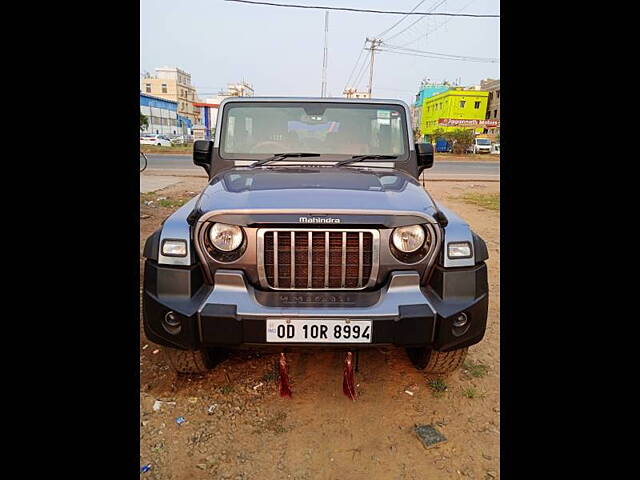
top-left (193, 83), bottom-right (255, 139)
top-left (343, 89), bottom-right (370, 99)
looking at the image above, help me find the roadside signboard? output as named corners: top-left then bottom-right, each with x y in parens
top-left (438, 118), bottom-right (500, 128)
top-left (193, 125), bottom-right (206, 140)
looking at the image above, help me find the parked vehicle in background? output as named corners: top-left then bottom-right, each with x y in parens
top-left (467, 137), bottom-right (492, 154)
top-left (491, 143), bottom-right (500, 155)
top-left (435, 138), bottom-right (452, 153)
top-left (170, 134), bottom-right (195, 145)
top-left (140, 134), bottom-right (172, 147)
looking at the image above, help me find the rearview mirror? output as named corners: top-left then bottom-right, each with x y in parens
top-left (193, 140), bottom-right (213, 174)
top-left (415, 143), bottom-right (434, 173)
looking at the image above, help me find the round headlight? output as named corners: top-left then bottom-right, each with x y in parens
top-left (209, 223), bottom-right (243, 252)
top-left (392, 225), bottom-right (426, 253)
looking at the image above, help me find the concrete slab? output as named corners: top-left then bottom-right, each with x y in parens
top-left (425, 174), bottom-right (500, 182)
top-left (140, 175), bottom-right (182, 193)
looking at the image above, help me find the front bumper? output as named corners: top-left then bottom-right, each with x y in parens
top-left (143, 263), bottom-right (488, 352)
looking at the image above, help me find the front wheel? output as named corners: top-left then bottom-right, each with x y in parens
top-left (161, 346), bottom-right (227, 374)
top-left (406, 347), bottom-right (468, 375)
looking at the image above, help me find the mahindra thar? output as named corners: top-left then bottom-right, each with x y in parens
top-left (142, 97), bottom-right (489, 398)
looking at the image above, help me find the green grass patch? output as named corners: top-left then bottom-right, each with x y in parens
top-left (140, 193), bottom-right (187, 209)
top-left (220, 384), bottom-right (234, 395)
top-left (436, 152), bottom-right (500, 162)
top-left (141, 144), bottom-right (192, 154)
top-left (427, 378), bottom-right (448, 397)
top-left (157, 198), bottom-right (186, 208)
top-left (463, 360), bottom-right (489, 378)
top-left (461, 387), bottom-right (483, 399)
top-left (458, 192), bottom-right (500, 211)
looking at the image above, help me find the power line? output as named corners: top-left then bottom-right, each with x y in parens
top-left (376, 0), bottom-right (428, 38)
top-left (387, 0), bottom-right (447, 40)
top-left (378, 48), bottom-right (499, 63)
top-left (394, 0), bottom-right (477, 47)
top-left (383, 0), bottom-right (448, 42)
top-left (224, 0), bottom-right (500, 17)
top-left (382, 43), bottom-right (498, 61)
top-left (344, 40), bottom-right (367, 91)
top-left (352, 55), bottom-right (371, 91)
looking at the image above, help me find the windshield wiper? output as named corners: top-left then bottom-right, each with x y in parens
top-left (250, 152), bottom-right (320, 168)
top-left (335, 154), bottom-right (398, 166)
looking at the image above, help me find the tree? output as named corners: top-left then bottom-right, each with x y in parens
top-left (429, 127), bottom-right (447, 144)
top-left (449, 128), bottom-right (474, 154)
top-left (140, 111), bottom-right (149, 131)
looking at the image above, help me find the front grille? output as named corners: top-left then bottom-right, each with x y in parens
top-left (257, 229), bottom-right (379, 290)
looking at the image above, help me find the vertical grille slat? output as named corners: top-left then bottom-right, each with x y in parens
top-left (290, 231), bottom-right (295, 288)
top-left (358, 232), bottom-right (363, 287)
top-left (307, 231), bottom-right (313, 288)
top-left (260, 229), bottom-right (377, 290)
top-left (273, 231), bottom-right (279, 288)
top-left (341, 232), bottom-right (347, 288)
top-left (324, 232), bottom-right (330, 288)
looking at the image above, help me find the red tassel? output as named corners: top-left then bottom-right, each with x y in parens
top-left (343, 351), bottom-right (357, 401)
top-left (278, 352), bottom-right (292, 398)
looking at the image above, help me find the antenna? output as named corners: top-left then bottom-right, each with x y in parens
top-left (321, 11), bottom-right (329, 97)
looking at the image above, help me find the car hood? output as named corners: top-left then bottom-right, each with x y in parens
top-left (194, 166), bottom-right (438, 217)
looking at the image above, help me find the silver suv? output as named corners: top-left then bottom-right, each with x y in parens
top-left (142, 98), bottom-right (489, 397)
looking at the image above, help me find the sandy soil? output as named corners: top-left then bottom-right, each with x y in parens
top-left (139, 178), bottom-right (500, 480)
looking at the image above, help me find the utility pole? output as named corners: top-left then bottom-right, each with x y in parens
top-left (365, 37), bottom-right (382, 97)
top-left (321, 12), bottom-right (329, 97)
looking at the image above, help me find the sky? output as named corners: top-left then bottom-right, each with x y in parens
top-left (140, 0), bottom-right (500, 106)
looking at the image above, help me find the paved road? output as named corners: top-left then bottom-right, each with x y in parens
top-left (144, 154), bottom-right (500, 178)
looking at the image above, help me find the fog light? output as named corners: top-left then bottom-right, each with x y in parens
top-left (165, 311), bottom-right (180, 327)
top-left (162, 311), bottom-right (182, 334)
top-left (453, 313), bottom-right (468, 328)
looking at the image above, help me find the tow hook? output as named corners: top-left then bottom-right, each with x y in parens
top-left (277, 352), bottom-right (292, 398)
top-left (343, 351), bottom-right (357, 401)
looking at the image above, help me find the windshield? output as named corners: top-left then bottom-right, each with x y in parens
top-left (220, 102), bottom-right (409, 160)
top-left (476, 139), bottom-right (491, 145)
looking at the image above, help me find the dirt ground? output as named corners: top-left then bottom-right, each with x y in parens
top-left (139, 177), bottom-right (500, 480)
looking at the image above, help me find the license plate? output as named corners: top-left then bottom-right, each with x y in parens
top-left (266, 319), bottom-right (372, 343)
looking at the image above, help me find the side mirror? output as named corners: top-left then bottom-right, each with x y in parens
top-left (193, 140), bottom-right (213, 174)
top-left (415, 143), bottom-right (434, 172)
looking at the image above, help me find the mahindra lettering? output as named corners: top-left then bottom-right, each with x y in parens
top-left (142, 98), bottom-right (489, 399)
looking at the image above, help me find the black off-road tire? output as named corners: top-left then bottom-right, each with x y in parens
top-left (406, 347), bottom-right (468, 375)
top-left (162, 346), bottom-right (214, 374)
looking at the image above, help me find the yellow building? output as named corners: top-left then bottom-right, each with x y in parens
top-left (141, 67), bottom-right (201, 125)
top-left (420, 89), bottom-right (489, 136)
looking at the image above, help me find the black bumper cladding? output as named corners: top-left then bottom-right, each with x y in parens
top-left (142, 260), bottom-right (488, 352)
top-left (196, 303), bottom-right (435, 347)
